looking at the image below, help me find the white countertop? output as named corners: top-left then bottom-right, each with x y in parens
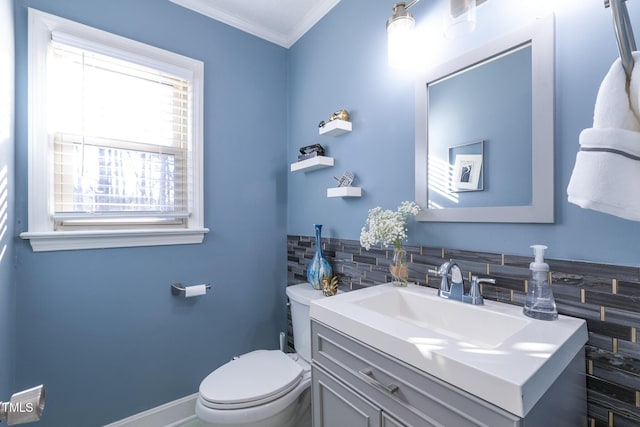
top-left (310, 283), bottom-right (587, 417)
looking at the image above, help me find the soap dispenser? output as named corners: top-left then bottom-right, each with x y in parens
top-left (523, 245), bottom-right (558, 320)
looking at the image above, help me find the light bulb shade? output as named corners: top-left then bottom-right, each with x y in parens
top-left (387, 6), bottom-right (415, 68)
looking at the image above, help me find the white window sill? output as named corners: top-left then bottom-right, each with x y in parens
top-left (20, 228), bottom-right (210, 252)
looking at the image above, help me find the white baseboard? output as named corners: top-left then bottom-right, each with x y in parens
top-left (103, 393), bottom-right (199, 427)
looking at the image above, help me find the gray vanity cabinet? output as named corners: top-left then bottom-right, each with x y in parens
top-left (311, 320), bottom-right (587, 427)
top-left (311, 320), bottom-right (521, 427)
top-left (312, 320), bottom-right (585, 426)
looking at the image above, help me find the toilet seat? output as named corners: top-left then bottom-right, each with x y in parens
top-left (199, 350), bottom-right (303, 410)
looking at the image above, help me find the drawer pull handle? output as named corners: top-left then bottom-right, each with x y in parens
top-left (358, 368), bottom-right (399, 394)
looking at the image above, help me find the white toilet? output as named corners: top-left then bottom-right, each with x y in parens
top-left (195, 283), bottom-right (323, 427)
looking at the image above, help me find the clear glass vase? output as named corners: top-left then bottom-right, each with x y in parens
top-left (390, 247), bottom-right (409, 287)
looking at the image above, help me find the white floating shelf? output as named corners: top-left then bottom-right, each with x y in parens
top-left (327, 187), bottom-right (362, 198)
top-left (319, 120), bottom-right (352, 136)
top-left (290, 156), bottom-right (334, 172)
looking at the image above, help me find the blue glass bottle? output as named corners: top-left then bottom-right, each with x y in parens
top-left (307, 224), bottom-right (333, 290)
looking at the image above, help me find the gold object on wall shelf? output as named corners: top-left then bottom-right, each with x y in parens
top-left (330, 109), bottom-right (349, 122)
top-left (319, 109), bottom-right (350, 128)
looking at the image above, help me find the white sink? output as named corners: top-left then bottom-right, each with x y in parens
top-left (354, 287), bottom-right (530, 349)
top-left (310, 283), bottom-right (587, 418)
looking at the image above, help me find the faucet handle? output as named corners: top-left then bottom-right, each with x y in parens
top-left (469, 276), bottom-right (495, 305)
top-left (476, 277), bottom-right (496, 285)
top-left (428, 262), bottom-right (450, 277)
top-left (428, 264), bottom-right (448, 291)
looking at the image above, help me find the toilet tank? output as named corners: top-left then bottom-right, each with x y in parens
top-left (286, 283), bottom-right (324, 363)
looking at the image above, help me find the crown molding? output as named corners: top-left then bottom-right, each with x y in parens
top-left (169, 0), bottom-right (341, 48)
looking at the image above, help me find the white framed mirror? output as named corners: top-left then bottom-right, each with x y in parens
top-left (415, 16), bottom-right (554, 223)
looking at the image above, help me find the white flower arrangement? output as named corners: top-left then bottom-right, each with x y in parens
top-left (360, 201), bottom-right (421, 250)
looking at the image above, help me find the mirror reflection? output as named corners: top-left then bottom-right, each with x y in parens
top-left (428, 45), bottom-right (532, 209)
top-left (415, 17), bottom-right (554, 223)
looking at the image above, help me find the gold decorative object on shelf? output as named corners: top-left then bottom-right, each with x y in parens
top-left (319, 109), bottom-right (350, 128)
top-left (321, 275), bottom-right (339, 297)
top-left (330, 109), bottom-right (350, 122)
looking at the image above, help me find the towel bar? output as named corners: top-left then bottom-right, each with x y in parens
top-left (606, 0), bottom-right (636, 81)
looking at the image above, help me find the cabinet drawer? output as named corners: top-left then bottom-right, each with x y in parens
top-left (312, 320), bottom-right (520, 427)
top-left (313, 365), bottom-right (381, 427)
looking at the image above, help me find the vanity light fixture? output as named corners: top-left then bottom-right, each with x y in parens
top-left (445, 0), bottom-right (477, 38)
top-left (386, 1), bottom-right (420, 68)
top-left (387, 1), bottom-right (488, 68)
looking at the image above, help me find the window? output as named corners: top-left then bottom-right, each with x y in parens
top-left (22, 9), bottom-right (207, 251)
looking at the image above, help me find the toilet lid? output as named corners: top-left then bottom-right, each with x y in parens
top-left (200, 350), bottom-right (303, 408)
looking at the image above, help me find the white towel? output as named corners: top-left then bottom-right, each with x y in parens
top-left (567, 52), bottom-right (640, 221)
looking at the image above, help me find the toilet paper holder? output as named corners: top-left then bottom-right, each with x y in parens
top-left (171, 283), bottom-right (212, 296)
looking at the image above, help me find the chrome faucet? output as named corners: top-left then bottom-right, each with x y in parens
top-left (430, 261), bottom-right (495, 305)
top-left (433, 260), bottom-right (463, 297)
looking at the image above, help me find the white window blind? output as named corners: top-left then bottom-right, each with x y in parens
top-left (48, 39), bottom-right (192, 229)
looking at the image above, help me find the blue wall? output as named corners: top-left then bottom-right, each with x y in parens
top-left (13, 1), bottom-right (288, 425)
top-left (0, 0), bottom-right (15, 403)
top-left (287, 0), bottom-right (640, 266)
